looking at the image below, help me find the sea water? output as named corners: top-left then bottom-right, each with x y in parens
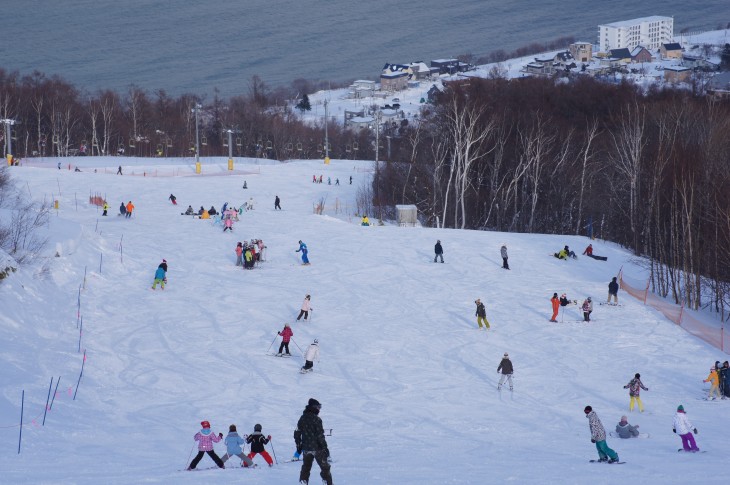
top-left (2, 0), bottom-right (728, 96)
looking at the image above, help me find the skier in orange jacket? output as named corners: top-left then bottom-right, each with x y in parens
top-left (550, 293), bottom-right (560, 322)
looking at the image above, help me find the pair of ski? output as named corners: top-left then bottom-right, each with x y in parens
top-left (589, 460), bottom-right (625, 464)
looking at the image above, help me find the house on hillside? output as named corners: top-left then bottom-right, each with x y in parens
top-left (663, 65), bottom-right (691, 83)
top-left (631, 46), bottom-right (653, 63)
top-left (660, 42), bottom-right (683, 59)
top-left (408, 62), bottom-right (432, 80)
top-left (682, 55), bottom-right (718, 71)
top-left (431, 59), bottom-right (460, 75)
top-left (708, 71), bottom-right (730, 98)
top-left (609, 48), bottom-right (633, 63)
top-left (426, 84), bottom-right (442, 103)
top-left (570, 42), bottom-right (593, 62)
top-left (380, 71), bottom-right (409, 91)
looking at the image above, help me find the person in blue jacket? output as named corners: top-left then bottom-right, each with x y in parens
top-left (296, 240), bottom-right (310, 265)
top-left (221, 424), bottom-right (254, 467)
top-left (152, 264), bottom-right (166, 290)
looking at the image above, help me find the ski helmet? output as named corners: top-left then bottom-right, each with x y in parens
top-left (254, 424), bottom-right (262, 432)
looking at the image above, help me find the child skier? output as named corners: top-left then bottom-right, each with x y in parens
top-left (151, 263), bottom-right (166, 290)
top-left (615, 416), bottom-right (640, 439)
top-left (581, 297), bottom-right (593, 322)
top-left (246, 424), bottom-right (274, 466)
top-left (296, 240), bottom-right (310, 265)
top-left (188, 420), bottom-right (225, 470)
top-left (673, 405), bottom-right (699, 452)
top-left (703, 366), bottom-right (721, 400)
top-left (301, 340), bottom-right (320, 373)
top-left (584, 406), bottom-right (620, 463)
top-left (221, 424), bottom-right (254, 467)
top-left (497, 353), bottom-right (513, 391)
top-left (277, 324), bottom-right (293, 356)
top-left (474, 299), bottom-right (490, 329)
top-left (235, 242), bottom-right (243, 266)
top-left (623, 373), bottom-right (649, 411)
top-left (297, 295), bottom-right (312, 321)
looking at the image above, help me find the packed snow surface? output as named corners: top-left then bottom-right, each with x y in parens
top-left (1, 156), bottom-right (728, 484)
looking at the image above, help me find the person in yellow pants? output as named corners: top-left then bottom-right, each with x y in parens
top-left (475, 299), bottom-right (490, 329)
top-left (623, 373), bottom-right (649, 412)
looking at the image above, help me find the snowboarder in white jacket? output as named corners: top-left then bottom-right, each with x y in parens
top-left (584, 406), bottom-right (619, 463)
top-left (500, 244), bottom-right (509, 270)
top-left (673, 405), bottom-right (699, 452)
top-left (301, 340), bottom-right (320, 373)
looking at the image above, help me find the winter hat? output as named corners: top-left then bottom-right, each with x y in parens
top-left (553, 293), bottom-right (558, 297)
top-left (308, 398), bottom-right (321, 409)
top-left (229, 424), bottom-right (237, 432)
top-left (620, 415), bottom-right (628, 423)
top-left (162, 259), bottom-right (167, 263)
top-left (503, 353), bottom-right (509, 357)
top-left (584, 406), bottom-right (592, 414)
top-left (313, 339), bottom-right (318, 344)
top-left (201, 420), bottom-right (210, 429)
top-left (677, 405), bottom-right (684, 412)
top-left (635, 373), bottom-right (640, 379)
top-left (254, 423), bottom-right (262, 432)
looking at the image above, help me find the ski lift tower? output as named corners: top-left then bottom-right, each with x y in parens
top-left (324, 99), bottom-right (330, 164)
top-left (224, 128), bottom-right (239, 170)
top-left (1, 118), bottom-right (17, 165)
top-left (192, 103), bottom-right (202, 173)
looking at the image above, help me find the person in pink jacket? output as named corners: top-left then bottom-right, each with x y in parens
top-left (188, 420), bottom-right (225, 470)
top-left (277, 324), bottom-right (294, 356)
top-left (297, 295), bottom-right (312, 321)
top-left (223, 214), bottom-right (234, 232)
top-left (235, 242), bottom-right (243, 266)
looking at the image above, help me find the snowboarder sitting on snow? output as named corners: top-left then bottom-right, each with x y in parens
top-left (208, 206), bottom-right (217, 216)
top-left (584, 406), bottom-right (620, 463)
top-left (297, 398), bottom-right (333, 485)
top-left (301, 339), bottom-right (320, 373)
top-left (583, 244), bottom-right (593, 256)
top-left (615, 416), bottom-right (640, 439)
top-left (497, 352), bottom-right (513, 391)
top-left (246, 424), bottom-right (274, 466)
top-left (581, 297), bottom-right (593, 322)
top-left (277, 324), bottom-right (293, 356)
top-left (623, 373), bottom-right (648, 411)
top-left (673, 405), bottom-right (699, 452)
top-left (475, 298), bottom-right (490, 329)
top-left (361, 215), bottom-right (370, 226)
top-left (198, 206), bottom-right (205, 215)
top-left (434, 240), bottom-right (444, 263)
top-left (188, 420), bottom-right (225, 470)
top-left (184, 205), bottom-right (194, 215)
top-left (221, 424), bottom-right (254, 467)
top-left (201, 209), bottom-right (210, 219)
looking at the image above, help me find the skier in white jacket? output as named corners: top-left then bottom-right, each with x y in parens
top-left (673, 405), bottom-right (699, 452)
top-left (301, 340), bottom-right (320, 373)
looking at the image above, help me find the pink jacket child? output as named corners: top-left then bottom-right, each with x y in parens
top-left (188, 421), bottom-right (225, 470)
top-left (235, 242), bottom-right (243, 266)
top-left (277, 324), bottom-right (294, 356)
top-left (223, 215), bottom-right (234, 232)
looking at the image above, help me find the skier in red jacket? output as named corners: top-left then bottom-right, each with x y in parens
top-left (277, 324), bottom-right (293, 356)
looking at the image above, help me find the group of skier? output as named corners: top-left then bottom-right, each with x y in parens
top-left (235, 239), bottom-right (265, 269)
top-left (187, 398), bottom-right (333, 485)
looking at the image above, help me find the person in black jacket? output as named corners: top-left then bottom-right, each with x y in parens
top-left (297, 398), bottom-right (333, 485)
top-left (475, 299), bottom-right (490, 330)
top-left (608, 277), bottom-right (619, 304)
top-left (275, 195), bottom-right (281, 210)
top-left (245, 423), bottom-right (274, 466)
top-left (434, 240), bottom-right (444, 263)
top-left (497, 353), bottom-right (514, 391)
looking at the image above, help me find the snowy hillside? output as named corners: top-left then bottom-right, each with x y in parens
top-left (1, 157), bottom-right (728, 484)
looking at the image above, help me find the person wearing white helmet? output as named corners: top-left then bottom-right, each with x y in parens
top-left (301, 340), bottom-right (320, 373)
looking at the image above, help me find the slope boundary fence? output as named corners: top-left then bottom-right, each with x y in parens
top-left (619, 269), bottom-right (729, 355)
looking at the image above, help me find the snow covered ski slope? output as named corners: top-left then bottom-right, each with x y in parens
top-left (1, 157), bottom-right (728, 484)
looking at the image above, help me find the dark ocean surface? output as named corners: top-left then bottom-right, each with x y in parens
top-left (3, 1), bottom-right (729, 96)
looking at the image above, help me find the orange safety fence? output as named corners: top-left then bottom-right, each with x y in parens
top-left (619, 271), bottom-right (729, 354)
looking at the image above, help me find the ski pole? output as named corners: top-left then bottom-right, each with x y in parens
top-left (268, 437), bottom-right (278, 464)
top-left (291, 338), bottom-right (304, 356)
top-left (184, 443), bottom-right (195, 470)
top-left (267, 333), bottom-right (279, 353)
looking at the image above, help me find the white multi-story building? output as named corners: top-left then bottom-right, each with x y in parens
top-left (598, 16), bottom-right (673, 52)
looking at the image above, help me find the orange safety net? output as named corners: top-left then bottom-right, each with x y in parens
top-left (620, 272), bottom-right (728, 354)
